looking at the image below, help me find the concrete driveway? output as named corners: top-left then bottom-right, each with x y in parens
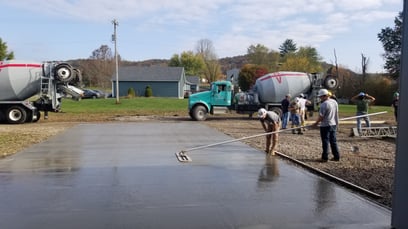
top-left (0, 122), bottom-right (391, 228)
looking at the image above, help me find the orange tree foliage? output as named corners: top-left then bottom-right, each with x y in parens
top-left (238, 64), bottom-right (268, 91)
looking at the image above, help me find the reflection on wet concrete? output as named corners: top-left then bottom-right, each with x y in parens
top-left (315, 177), bottom-right (336, 214)
top-left (257, 155), bottom-right (279, 190)
top-left (0, 123), bottom-right (391, 228)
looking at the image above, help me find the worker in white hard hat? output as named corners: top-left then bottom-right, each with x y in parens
top-left (258, 108), bottom-right (281, 155)
top-left (312, 88), bottom-right (340, 162)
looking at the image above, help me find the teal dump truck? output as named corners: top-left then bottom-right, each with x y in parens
top-left (188, 71), bottom-right (338, 121)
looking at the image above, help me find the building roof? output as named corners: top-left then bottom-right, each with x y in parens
top-left (186, 76), bottom-right (200, 85)
top-left (114, 66), bottom-right (184, 82)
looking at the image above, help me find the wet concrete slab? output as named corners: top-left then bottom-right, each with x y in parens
top-left (0, 122), bottom-right (391, 228)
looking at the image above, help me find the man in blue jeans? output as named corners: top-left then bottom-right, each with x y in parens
top-left (312, 89), bottom-right (340, 162)
top-left (351, 92), bottom-right (376, 133)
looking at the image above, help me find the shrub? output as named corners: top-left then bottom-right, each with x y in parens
top-left (127, 87), bottom-right (135, 98)
top-left (145, 85), bottom-right (153, 97)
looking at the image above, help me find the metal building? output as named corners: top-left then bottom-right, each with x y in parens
top-left (112, 66), bottom-right (187, 98)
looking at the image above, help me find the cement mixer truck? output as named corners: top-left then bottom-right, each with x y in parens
top-left (188, 71), bottom-right (338, 121)
top-left (0, 60), bottom-right (83, 124)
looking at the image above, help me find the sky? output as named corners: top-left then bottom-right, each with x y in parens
top-left (0, 0), bottom-right (403, 74)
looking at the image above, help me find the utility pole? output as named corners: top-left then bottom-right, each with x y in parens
top-left (112, 19), bottom-right (120, 104)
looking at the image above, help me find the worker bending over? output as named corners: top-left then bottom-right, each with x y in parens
top-left (258, 108), bottom-right (281, 155)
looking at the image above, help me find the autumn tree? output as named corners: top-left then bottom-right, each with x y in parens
top-left (168, 51), bottom-right (204, 76)
top-left (279, 46), bottom-right (322, 73)
top-left (247, 44), bottom-right (269, 66)
top-left (247, 44), bottom-right (281, 71)
top-left (78, 45), bottom-right (115, 88)
top-left (0, 38), bottom-right (14, 60)
top-left (378, 12), bottom-right (402, 80)
top-left (267, 51), bottom-right (281, 72)
top-left (196, 39), bottom-right (222, 83)
top-left (238, 64), bottom-right (268, 91)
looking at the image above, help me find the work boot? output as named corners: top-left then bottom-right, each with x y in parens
top-left (267, 149), bottom-right (276, 156)
top-left (319, 158), bottom-right (328, 163)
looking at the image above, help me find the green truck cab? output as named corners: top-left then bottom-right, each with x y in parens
top-left (188, 81), bottom-right (233, 121)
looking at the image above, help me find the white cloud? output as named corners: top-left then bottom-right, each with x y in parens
top-left (1, 0), bottom-right (402, 72)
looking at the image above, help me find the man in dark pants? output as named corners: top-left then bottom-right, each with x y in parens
top-left (280, 94), bottom-right (291, 129)
top-left (311, 89), bottom-right (340, 162)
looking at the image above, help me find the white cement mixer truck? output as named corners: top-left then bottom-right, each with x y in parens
top-left (0, 60), bottom-right (83, 124)
top-left (188, 71), bottom-right (338, 121)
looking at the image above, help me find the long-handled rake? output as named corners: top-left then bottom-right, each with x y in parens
top-left (175, 111), bottom-right (387, 162)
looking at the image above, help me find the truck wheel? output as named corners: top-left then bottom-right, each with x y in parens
top-left (192, 105), bottom-right (207, 121)
top-left (54, 63), bottom-right (74, 83)
top-left (270, 107), bottom-right (283, 117)
top-left (6, 106), bottom-right (27, 124)
top-left (189, 111), bottom-right (194, 119)
top-left (324, 75), bottom-right (339, 90)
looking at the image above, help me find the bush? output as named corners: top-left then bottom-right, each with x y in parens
top-left (145, 85), bottom-right (153, 97)
top-left (127, 87), bottom-right (135, 98)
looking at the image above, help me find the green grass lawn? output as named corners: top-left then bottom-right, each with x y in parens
top-left (62, 97), bottom-right (188, 115)
top-left (60, 97), bottom-right (394, 121)
top-left (338, 104), bottom-right (393, 121)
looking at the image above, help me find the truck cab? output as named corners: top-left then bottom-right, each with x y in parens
top-left (188, 81), bottom-right (232, 121)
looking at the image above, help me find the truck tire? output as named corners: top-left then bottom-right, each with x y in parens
top-left (188, 111), bottom-right (194, 119)
top-left (324, 75), bottom-right (339, 90)
top-left (54, 63), bottom-right (74, 83)
top-left (192, 105), bottom-right (207, 121)
top-left (270, 107), bottom-right (283, 118)
top-left (6, 106), bottom-right (27, 124)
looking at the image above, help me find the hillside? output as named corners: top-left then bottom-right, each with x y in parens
top-left (118, 55), bottom-right (339, 76)
top-left (118, 55), bottom-right (251, 73)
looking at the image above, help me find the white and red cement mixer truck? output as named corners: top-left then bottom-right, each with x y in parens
top-left (0, 60), bottom-right (83, 124)
top-left (188, 71), bottom-right (338, 121)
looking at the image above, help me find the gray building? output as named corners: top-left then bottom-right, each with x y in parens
top-left (186, 76), bottom-right (200, 92)
top-left (112, 66), bottom-right (187, 99)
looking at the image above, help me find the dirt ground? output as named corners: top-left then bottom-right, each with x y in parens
top-left (201, 115), bottom-right (396, 209)
top-left (0, 113), bottom-right (396, 208)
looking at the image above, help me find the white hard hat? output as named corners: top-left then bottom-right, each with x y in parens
top-left (318, 89), bottom-right (329, 97)
top-left (258, 108), bottom-right (267, 118)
